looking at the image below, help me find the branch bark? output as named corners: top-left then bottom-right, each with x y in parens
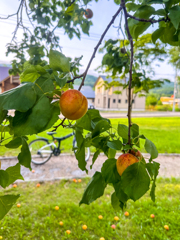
top-left (121, 0), bottom-right (134, 145)
top-left (78, 5), bottom-right (123, 91)
top-left (127, 13), bottom-right (170, 24)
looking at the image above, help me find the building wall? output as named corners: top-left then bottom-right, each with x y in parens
top-left (95, 77), bottom-right (145, 110)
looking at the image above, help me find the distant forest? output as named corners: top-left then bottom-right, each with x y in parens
top-left (149, 82), bottom-right (174, 96)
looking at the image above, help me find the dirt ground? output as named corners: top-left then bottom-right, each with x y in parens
top-left (1, 154), bottom-right (180, 182)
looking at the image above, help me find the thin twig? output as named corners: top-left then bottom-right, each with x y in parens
top-left (121, 0), bottom-right (133, 145)
top-left (127, 13), bottom-right (170, 24)
top-left (67, 73), bottom-right (84, 84)
top-left (78, 5), bottom-right (123, 91)
top-left (53, 117), bottom-right (66, 131)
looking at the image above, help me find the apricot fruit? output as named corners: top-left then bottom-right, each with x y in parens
top-left (164, 225), bottom-right (169, 230)
top-left (84, 9), bottom-right (93, 19)
top-left (82, 225), bottom-right (87, 230)
top-left (124, 211), bottom-right (129, 217)
top-left (55, 206), bottom-right (59, 211)
top-left (59, 221), bottom-right (63, 226)
top-left (13, 184), bottom-right (17, 188)
top-left (114, 216), bottom-right (119, 221)
top-left (36, 183), bottom-right (40, 187)
top-left (98, 215), bottom-right (103, 219)
top-left (150, 214), bottom-right (155, 219)
top-left (59, 89), bottom-right (88, 120)
top-left (66, 230), bottom-right (71, 234)
top-left (111, 224), bottom-right (116, 229)
top-left (116, 153), bottom-right (139, 176)
top-left (17, 203), bottom-right (21, 208)
top-left (129, 149), bottom-right (143, 161)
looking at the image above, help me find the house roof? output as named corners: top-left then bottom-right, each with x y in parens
top-left (0, 66), bottom-right (11, 83)
top-left (73, 85), bottom-right (95, 99)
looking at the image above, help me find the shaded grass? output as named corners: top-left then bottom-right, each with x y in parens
top-left (1, 117), bottom-right (180, 156)
top-left (0, 178), bottom-right (180, 240)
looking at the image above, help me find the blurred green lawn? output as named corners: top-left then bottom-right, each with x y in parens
top-left (1, 117), bottom-right (180, 156)
top-left (0, 178), bottom-right (180, 240)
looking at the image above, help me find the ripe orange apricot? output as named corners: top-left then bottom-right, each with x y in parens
top-left (150, 214), bottom-right (155, 219)
top-left (124, 211), bottom-right (129, 217)
top-left (78, 179), bottom-right (82, 183)
top-left (100, 238), bottom-right (105, 240)
top-left (59, 89), bottom-right (88, 120)
top-left (55, 206), bottom-right (59, 211)
top-left (98, 215), bottom-right (103, 219)
top-left (66, 230), bottom-right (71, 234)
top-left (114, 216), bottom-right (119, 221)
top-left (84, 9), bottom-right (93, 19)
top-left (59, 221), bottom-right (63, 226)
top-left (36, 183), bottom-right (40, 187)
top-left (116, 153), bottom-right (139, 176)
top-left (82, 225), bottom-right (87, 230)
top-left (13, 184), bottom-right (17, 188)
top-left (17, 203), bottom-right (21, 208)
top-left (164, 225), bottom-right (169, 230)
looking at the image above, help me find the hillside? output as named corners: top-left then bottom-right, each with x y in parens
top-left (150, 82), bottom-right (174, 96)
top-left (74, 74), bottom-right (97, 88)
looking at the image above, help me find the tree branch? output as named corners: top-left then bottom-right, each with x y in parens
top-left (121, 0), bottom-right (133, 145)
top-left (127, 13), bottom-right (170, 24)
top-left (78, 5), bottom-right (123, 91)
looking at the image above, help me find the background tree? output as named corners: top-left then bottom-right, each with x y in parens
top-left (168, 47), bottom-right (180, 111)
top-left (1, 0), bottom-right (180, 220)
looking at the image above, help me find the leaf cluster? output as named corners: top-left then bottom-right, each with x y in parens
top-left (73, 109), bottom-right (159, 209)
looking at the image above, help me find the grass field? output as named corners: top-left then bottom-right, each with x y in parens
top-left (0, 178), bottom-right (180, 240)
top-left (1, 117), bottom-right (180, 156)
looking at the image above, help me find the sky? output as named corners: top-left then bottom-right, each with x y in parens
top-left (0, 0), bottom-right (176, 81)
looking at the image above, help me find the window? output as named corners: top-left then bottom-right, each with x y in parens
top-left (92, 99), bottom-right (94, 102)
top-left (98, 99), bottom-right (100, 104)
top-left (132, 99), bottom-right (135, 103)
top-left (118, 99), bottom-right (121, 103)
top-left (113, 99), bottom-right (116, 103)
top-left (125, 99), bottom-right (128, 103)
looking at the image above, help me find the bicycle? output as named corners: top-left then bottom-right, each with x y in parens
top-left (29, 131), bottom-right (90, 165)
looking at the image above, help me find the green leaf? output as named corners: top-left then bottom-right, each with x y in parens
top-left (145, 138), bottom-right (158, 159)
top-left (75, 128), bottom-right (87, 172)
top-left (6, 163), bottom-right (24, 186)
top-left (12, 96), bottom-right (54, 136)
top-left (0, 194), bottom-right (20, 220)
top-left (18, 137), bottom-right (31, 170)
top-left (34, 77), bottom-right (54, 98)
top-left (0, 170), bottom-right (9, 188)
top-left (65, 3), bottom-right (75, 16)
top-left (108, 148), bottom-right (116, 159)
top-left (126, 3), bottom-right (141, 12)
top-left (135, 5), bottom-right (155, 18)
top-left (49, 49), bottom-right (70, 72)
top-left (121, 161), bottom-right (150, 201)
top-left (5, 137), bottom-right (22, 149)
top-left (76, 112), bottom-right (92, 131)
top-left (117, 124), bottom-right (128, 139)
top-left (146, 161), bottom-right (160, 201)
top-left (155, 9), bottom-right (166, 16)
top-left (152, 27), bottom-right (165, 44)
top-left (113, 181), bottom-right (129, 204)
top-left (169, 6), bottom-right (180, 30)
top-left (0, 110), bottom-right (8, 124)
top-left (111, 192), bottom-right (121, 211)
top-left (54, 75), bottom-right (67, 88)
top-left (0, 83), bottom-right (36, 113)
top-left (92, 120), bottom-right (111, 138)
top-left (101, 158), bottom-right (117, 184)
top-left (107, 140), bottom-right (122, 150)
top-left (90, 149), bottom-right (101, 169)
top-left (79, 172), bottom-right (107, 205)
top-left (131, 123), bottom-right (139, 138)
top-left (20, 65), bottom-right (47, 82)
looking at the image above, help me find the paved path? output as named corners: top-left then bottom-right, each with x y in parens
top-left (1, 154), bottom-right (180, 182)
top-left (100, 111), bottom-right (180, 118)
